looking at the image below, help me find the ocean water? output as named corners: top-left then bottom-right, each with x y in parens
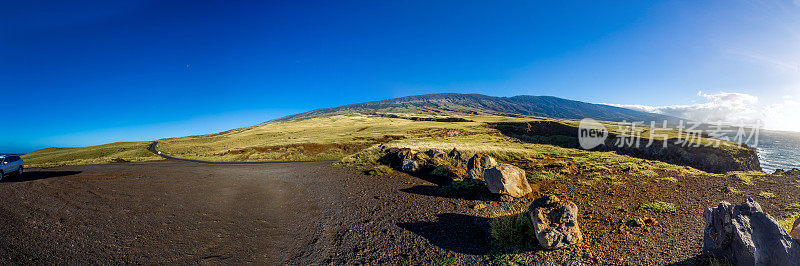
top-left (754, 130), bottom-right (800, 173)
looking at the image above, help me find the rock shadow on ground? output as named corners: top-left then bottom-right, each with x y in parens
top-left (396, 213), bottom-right (492, 255)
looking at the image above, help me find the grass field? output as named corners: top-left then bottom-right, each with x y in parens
top-left (156, 113), bottom-right (495, 162)
top-left (22, 141), bottom-right (162, 168)
top-left (23, 112), bottom-right (751, 169)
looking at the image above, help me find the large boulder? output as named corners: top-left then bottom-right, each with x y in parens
top-left (792, 217), bottom-right (800, 242)
top-left (449, 148), bottom-right (465, 161)
top-left (528, 195), bottom-right (583, 249)
top-left (401, 159), bottom-right (420, 173)
top-left (467, 153), bottom-right (498, 180)
top-left (702, 198), bottom-right (800, 265)
top-left (385, 147), bottom-right (415, 168)
top-left (426, 149), bottom-right (446, 159)
top-left (483, 164), bottom-right (532, 198)
top-left (397, 148), bottom-right (415, 162)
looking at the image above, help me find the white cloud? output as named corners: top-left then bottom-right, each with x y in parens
top-left (607, 91), bottom-right (800, 132)
top-left (607, 91), bottom-right (760, 124)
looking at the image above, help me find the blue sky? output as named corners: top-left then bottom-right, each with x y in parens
top-left (2, 0), bottom-right (800, 153)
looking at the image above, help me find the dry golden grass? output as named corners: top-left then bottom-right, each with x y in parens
top-left (22, 141), bottom-right (162, 168)
top-left (157, 114), bottom-right (494, 162)
top-left (21, 112), bottom-right (746, 170)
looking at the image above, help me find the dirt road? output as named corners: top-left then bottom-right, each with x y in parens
top-left (4, 159), bottom-right (790, 264)
top-left (0, 161), bottom-right (495, 264)
top-left (0, 161), bottom-right (364, 264)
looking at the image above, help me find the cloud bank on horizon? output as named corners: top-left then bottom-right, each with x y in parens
top-left (608, 91), bottom-right (800, 132)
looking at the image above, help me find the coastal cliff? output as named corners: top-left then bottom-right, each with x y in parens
top-left (493, 121), bottom-right (762, 174)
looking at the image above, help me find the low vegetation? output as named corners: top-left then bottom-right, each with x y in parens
top-left (438, 179), bottom-right (486, 196)
top-left (434, 254), bottom-right (461, 266)
top-left (724, 186), bottom-right (743, 194)
top-left (490, 210), bottom-right (538, 252)
top-left (779, 215), bottom-right (798, 232)
top-left (364, 165), bottom-right (393, 176)
top-left (640, 201), bottom-right (677, 213)
top-left (657, 177), bottom-right (678, 183)
top-left (728, 171), bottom-right (767, 186)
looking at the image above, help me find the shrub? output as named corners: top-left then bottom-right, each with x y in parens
top-left (430, 166), bottom-right (456, 179)
top-left (528, 170), bottom-right (564, 181)
top-left (723, 186), bottom-right (742, 194)
top-left (702, 257), bottom-right (733, 266)
top-left (759, 191), bottom-right (775, 199)
top-left (491, 253), bottom-right (525, 266)
top-left (365, 165), bottom-right (393, 176)
top-left (635, 170), bottom-right (659, 177)
top-left (779, 217), bottom-right (796, 232)
top-left (640, 201), bottom-right (677, 213)
top-left (439, 179), bottom-right (485, 195)
top-left (729, 171), bottom-right (760, 185)
top-left (490, 211), bottom-right (538, 252)
top-left (657, 177), bottom-right (678, 183)
top-left (434, 255), bottom-right (460, 266)
top-left (338, 146), bottom-right (385, 167)
top-left (785, 202), bottom-right (800, 212)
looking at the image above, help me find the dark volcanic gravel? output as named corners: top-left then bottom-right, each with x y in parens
top-left (1, 160), bottom-right (798, 265)
top-left (0, 161), bottom-right (493, 264)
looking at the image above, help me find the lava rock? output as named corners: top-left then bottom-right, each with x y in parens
top-left (386, 147), bottom-right (415, 168)
top-left (426, 149), bottom-right (446, 159)
top-left (528, 195), bottom-right (583, 249)
top-left (483, 164), bottom-right (532, 198)
top-left (702, 198), bottom-right (800, 265)
top-left (397, 148), bottom-right (415, 162)
top-left (791, 217), bottom-right (800, 243)
top-left (449, 148), bottom-right (466, 161)
top-left (467, 153), bottom-right (498, 180)
top-left (627, 218), bottom-right (645, 227)
top-left (401, 159), bottom-right (420, 173)
top-left (111, 158), bottom-right (131, 163)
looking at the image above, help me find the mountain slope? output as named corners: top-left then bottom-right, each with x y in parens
top-left (269, 93), bottom-right (680, 124)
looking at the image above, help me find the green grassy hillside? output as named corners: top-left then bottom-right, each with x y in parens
top-left (157, 113), bottom-right (496, 162)
top-left (23, 111), bottom-right (755, 173)
top-left (22, 141), bottom-right (162, 168)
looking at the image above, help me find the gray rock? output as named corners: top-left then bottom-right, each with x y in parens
top-left (449, 148), bottom-right (465, 160)
top-left (702, 198), bottom-right (800, 265)
top-left (397, 148), bottom-right (415, 162)
top-left (401, 159), bottom-right (420, 173)
top-left (792, 217), bottom-right (800, 242)
top-left (528, 195), bottom-right (583, 249)
top-left (426, 149), bottom-right (446, 159)
top-left (467, 153), bottom-right (498, 180)
top-left (483, 164), bottom-right (532, 198)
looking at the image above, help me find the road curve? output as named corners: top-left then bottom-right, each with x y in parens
top-left (148, 141), bottom-right (333, 164)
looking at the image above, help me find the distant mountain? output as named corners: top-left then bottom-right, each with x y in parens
top-left (269, 93), bottom-right (681, 124)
